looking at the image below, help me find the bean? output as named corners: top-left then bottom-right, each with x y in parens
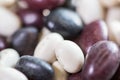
top-left (15, 55), bottom-right (54, 80)
top-left (34, 33), bottom-right (64, 63)
top-left (106, 7), bottom-right (120, 45)
top-left (0, 48), bottom-right (20, 67)
top-left (74, 20), bottom-right (108, 56)
top-left (76, 0), bottom-right (104, 24)
top-left (11, 27), bottom-right (39, 56)
top-left (22, 0), bottom-right (65, 10)
top-left (0, 7), bottom-right (21, 37)
top-left (17, 9), bottom-right (43, 30)
top-left (45, 8), bottom-right (83, 39)
top-left (81, 41), bottom-right (120, 80)
top-left (0, 67), bottom-right (28, 80)
top-left (55, 40), bottom-right (84, 73)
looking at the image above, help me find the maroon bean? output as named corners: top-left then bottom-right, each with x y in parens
top-left (17, 9), bottom-right (43, 30)
top-left (24, 0), bottom-right (65, 10)
top-left (81, 41), bottom-right (120, 80)
top-left (74, 20), bottom-right (108, 56)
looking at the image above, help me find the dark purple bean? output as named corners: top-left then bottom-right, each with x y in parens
top-left (11, 27), bottom-right (39, 56)
top-left (74, 20), bottom-right (108, 56)
top-left (15, 55), bottom-right (54, 80)
top-left (45, 8), bottom-right (83, 39)
top-left (81, 41), bottom-right (120, 80)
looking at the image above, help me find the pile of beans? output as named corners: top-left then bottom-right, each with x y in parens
top-left (0, 0), bottom-right (120, 80)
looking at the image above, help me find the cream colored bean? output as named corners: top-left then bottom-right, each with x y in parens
top-left (100, 0), bottom-right (120, 8)
top-left (34, 33), bottom-right (64, 63)
top-left (0, 0), bottom-right (16, 7)
top-left (0, 7), bottom-right (21, 37)
top-left (55, 40), bottom-right (84, 73)
top-left (0, 48), bottom-right (20, 67)
top-left (0, 67), bottom-right (28, 80)
top-left (106, 7), bottom-right (120, 45)
top-left (76, 0), bottom-right (104, 24)
top-left (52, 61), bottom-right (68, 80)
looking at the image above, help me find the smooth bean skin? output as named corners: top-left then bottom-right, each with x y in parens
top-left (23, 0), bottom-right (65, 10)
top-left (81, 41), bottom-right (120, 80)
top-left (74, 20), bottom-right (108, 56)
top-left (0, 7), bottom-right (21, 37)
top-left (0, 67), bottom-right (28, 80)
top-left (45, 8), bottom-right (83, 39)
top-left (55, 40), bottom-right (84, 73)
top-left (15, 55), bottom-right (54, 80)
top-left (0, 48), bottom-right (20, 67)
top-left (11, 27), bottom-right (39, 56)
top-left (17, 9), bottom-right (43, 30)
top-left (34, 33), bottom-right (64, 63)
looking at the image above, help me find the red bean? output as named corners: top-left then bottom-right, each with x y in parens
top-left (74, 20), bottom-right (108, 56)
top-left (81, 41), bottom-right (120, 80)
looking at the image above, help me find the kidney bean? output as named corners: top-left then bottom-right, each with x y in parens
top-left (17, 9), bottom-right (43, 30)
top-left (55, 40), bottom-right (84, 73)
top-left (0, 48), bottom-right (20, 67)
top-left (0, 67), bottom-right (28, 80)
top-left (11, 27), bottom-right (39, 56)
top-left (106, 7), bottom-right (120, 45)
top-left (0, 7), bottom-right (21, 37)
top-left (15, 55), bottom-right (54, 80)
top-left (22, 0), bottom-right (65, 10)
top-left (34, 33), bottom-right (64, 63)
top-left (74, 20), bottom-right (108, 56)
top-left (45, 8), bottom-right (83, 39)
top-left (81, 41), bottom-right (120, 80)
top-left (76, 0), bottom-right (104, 24)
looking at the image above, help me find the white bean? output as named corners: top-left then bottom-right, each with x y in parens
top-left (0, 67), bottom-right (28, 80)
top-left (0, 7), bottom-right (21, 37)
top-left (55, 40), bottom-right (84, 73)
top-left (52, 61), bottom-right (68, 80)
top-left (34, 33), bottom-right (64, 63)
top-left (76, 0), bottom-right (104, 24)
top-left (0, 0), bottom-right (16, 7)
top-left (106, 7), bottom-right (120, 45)
top-left (0, 48), bottom-right (20, 67)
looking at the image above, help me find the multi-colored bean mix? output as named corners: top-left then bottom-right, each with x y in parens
top-left (0, 0), bottom-right (120, 80)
